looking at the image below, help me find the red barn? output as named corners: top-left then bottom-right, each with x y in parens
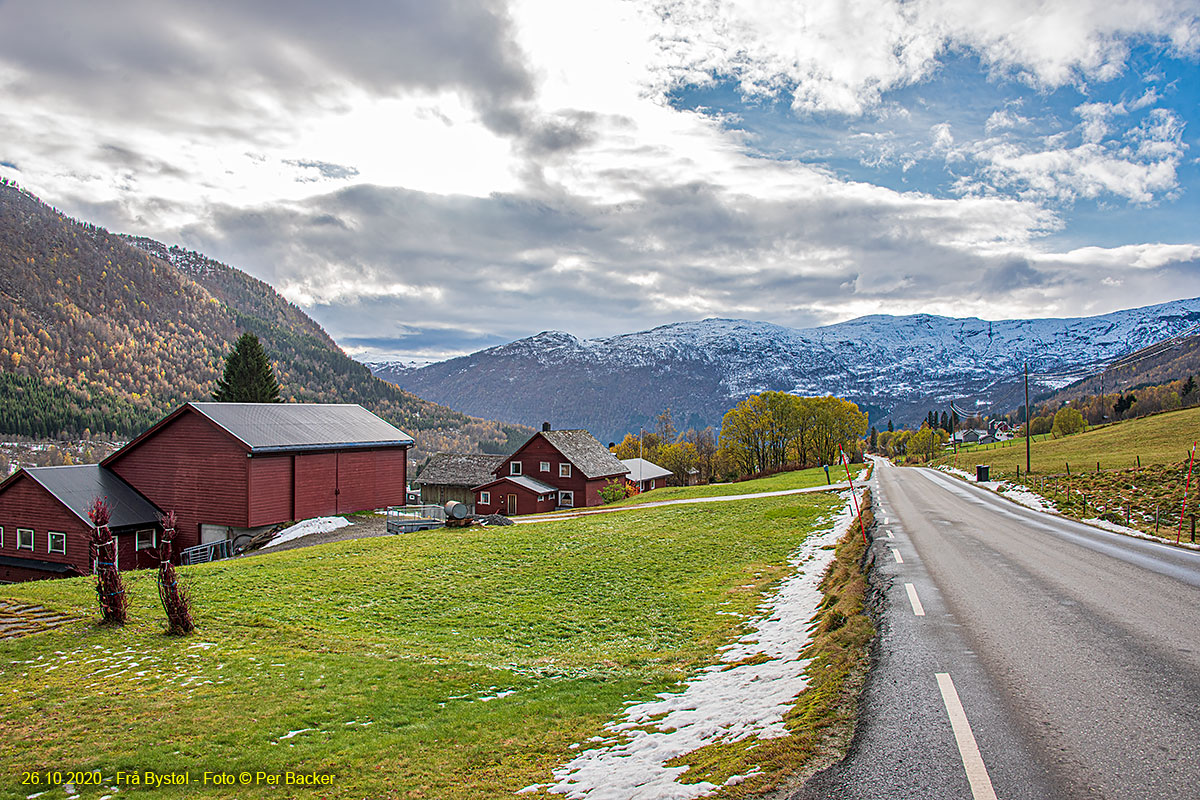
top-left (103, 402), bottom-right (413, 556)
top-left (473, 425), bottom-right (628, 515)
top-left (0, 465), bottom-right (162, 583)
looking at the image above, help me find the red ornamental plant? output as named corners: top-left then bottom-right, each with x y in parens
top-left (157, 511), bottom-right (194, 635)
top-left (87, 497), bottom-right (127, 625)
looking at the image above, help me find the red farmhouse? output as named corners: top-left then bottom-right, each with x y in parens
top-left (0, 402), bottom-right (413, 583)
top-left (0, 465), bottom-right (161, 583)
top-left (473, 425), bottom-right (628, 516)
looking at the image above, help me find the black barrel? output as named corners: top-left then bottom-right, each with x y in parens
top-left (976, 464), bottom-right (990, 482)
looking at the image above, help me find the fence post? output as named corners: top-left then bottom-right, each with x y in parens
top-left (1192, 514), bottom-right (1196, 544)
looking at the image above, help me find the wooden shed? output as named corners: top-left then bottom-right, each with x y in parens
top-left (620, 457), bottom-right (673, 493)
top-left (414, 453), bottom-right (506, 511)
top-left (0, 465), bottom-right (161, 583)
top-left (103, 402), bottom-right (413, 555)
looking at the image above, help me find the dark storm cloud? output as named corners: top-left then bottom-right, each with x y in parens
top-left (0, 0), bottom-right (533, 131)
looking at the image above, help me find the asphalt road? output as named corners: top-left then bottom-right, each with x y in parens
top-left (797, 458), bottom-right (1200, 800)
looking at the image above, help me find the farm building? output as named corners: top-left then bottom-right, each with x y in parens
top-left (414, 453), bottom-right (506, 511)
top-left (471, 475), bottom-right (561, 517)
top-left (473, 425), bottom-right (628, 515)
top-left (620, 457), bottom-right (673, 493)
top-left (0, 402), bottom-right (414, 582)
top-left (0, 465), bottom-right (162, 583)
top-left (104, 402), bottom-right (413, 557)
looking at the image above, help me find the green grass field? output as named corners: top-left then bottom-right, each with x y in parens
top-left (606, 465), bottom-right (842, 508)
top-left (935, 406), bottom-right (1200, 479)
top-left (0, 491), bottom-right (850, 799)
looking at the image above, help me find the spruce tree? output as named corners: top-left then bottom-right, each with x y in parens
top-left (212, 333), bottom-right (281, 402)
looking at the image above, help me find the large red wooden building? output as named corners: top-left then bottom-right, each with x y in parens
top-left (473, 426), bottom-right (628, 516)
top-left (0, 402), bottom-right (413, 583)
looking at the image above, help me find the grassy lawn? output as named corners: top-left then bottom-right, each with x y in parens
top-left (606, 465), bottom-right (845, 508)
top-left (1, 491), bottom-right (846, 799)
top-left (933, 406), bottom-right (1200, 479)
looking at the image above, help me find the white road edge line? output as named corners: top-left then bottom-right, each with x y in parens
top-left (886, 531), bottom-right (895, 539)
top-left (891, 548), bottom-right (904, 563)
top-left (904, 583), bottom-right (925, 616)
top-left (935, 672), bottom-right (999, 800)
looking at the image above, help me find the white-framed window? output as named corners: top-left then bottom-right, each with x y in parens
top-left (16, 528), bottom-right (33, 551)
top-left (479, 491), bottom-right (491, 505)
top-left (135, 529), bottom-right (156, 551)
top-left (649, 479), bottom-right (656, 490)
top-left (510, 461), bottom-right (522, 475)
top-left (540, 461), bottom-right (550, 472)
top-left (559, 490), bottom-right (574, 508)
top-left (47, 531), bottom-right (66, 555)
top-left (0, 526), bottom-right (4, 548)
top-left (559, 463), bottom-right (572, 478)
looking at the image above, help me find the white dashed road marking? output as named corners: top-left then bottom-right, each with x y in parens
top-left (904, 583), bottom-right (925, 616)
top-left (936, 673), bottom-right (999, 800)
top-left (891, 548), bottom-right (904, 563)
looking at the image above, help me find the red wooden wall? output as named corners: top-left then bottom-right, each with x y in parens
top-left (248, 455), bottom-right (293, 527)
top-left (0, 476), bottom-right (90, 580)
top-left (108, 410), bottom-right (249, 551)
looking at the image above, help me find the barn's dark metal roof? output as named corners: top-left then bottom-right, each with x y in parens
top-left (539, 430), bottom-right (629, 479)
top-left (189, 402), bottom-right (414, 452)
top-left (21, 465), bottom-right (161, 529)
top-left (415, 453), bottom-right (507, 487)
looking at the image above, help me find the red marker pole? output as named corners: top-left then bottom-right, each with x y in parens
top-left (1178, 442), bottom-right (1196, 545)
top-left (840, 446), bottom-right (869, 544)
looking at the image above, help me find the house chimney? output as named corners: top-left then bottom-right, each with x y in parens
top-left (542, 422), bottom-right (551, 432)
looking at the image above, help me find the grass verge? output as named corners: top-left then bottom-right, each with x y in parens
top-left (1, 491), bottom-right (849, 799)
top-left (661, 489), bottom-right (876, 797)
top-left (605, 466), bottom-right (847, 509)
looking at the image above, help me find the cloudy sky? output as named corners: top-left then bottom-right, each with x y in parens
top-left (1, 0), bottom-right (1198, 363)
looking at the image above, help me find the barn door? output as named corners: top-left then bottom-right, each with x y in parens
top-left (507, 494), bottom-right (517, 515)
top-left (294, 453), bottom-right (338, 519)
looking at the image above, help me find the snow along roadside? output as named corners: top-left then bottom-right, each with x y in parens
top-left (519, 490), bottom-right (863, 800)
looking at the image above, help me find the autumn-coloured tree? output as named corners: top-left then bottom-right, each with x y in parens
top-left (87, 497), bottom-right (127, 625)
top-left (156, 511), bottom-right (194, 635)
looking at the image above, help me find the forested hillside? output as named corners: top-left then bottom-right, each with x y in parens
top-left (0, 179), bottom-right (529, 457)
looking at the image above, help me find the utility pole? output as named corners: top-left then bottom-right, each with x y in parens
top-left (1025, 361), bottom-right (1031, 474)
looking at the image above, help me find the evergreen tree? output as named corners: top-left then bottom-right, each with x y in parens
top-left (1184, 375), bottom-right (1196, 397)
top-left (212, 333), bottom-right (281, 402)
top-left (939, 410), bottom-right (949, 432)
top-left (887, 419), bottom-right (894, 433)
top-left (869, 426), bottom-right (878, 451)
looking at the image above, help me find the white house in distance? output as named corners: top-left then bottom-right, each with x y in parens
top-left (620, 457), bottom-right (673, 493)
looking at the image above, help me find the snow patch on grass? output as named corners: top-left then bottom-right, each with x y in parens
top-left (545, 492), bottom-right (861, 800)
top-left (263, 517), bottom-right (351, 549)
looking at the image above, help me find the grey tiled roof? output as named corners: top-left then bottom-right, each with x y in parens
top-left (189, 402), bottom-right (414, 452)
top-left (620, 457), bottom-right (673, 482)
top-left (540, 430), bottom-right (629, 479)
top-left (415, 453), bottom-right (507, 487)
top-left (476, 474), bottom-right (559, 494)
top-left (23, 465), bottom-right (161, 529)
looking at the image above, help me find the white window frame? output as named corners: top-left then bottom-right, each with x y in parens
top-left (47, 531), bottom-right (66, 555)
top-left (510, 461), bottom-right (522, 476)
top-left (135, 529), bottom-right (156, 551)
top-left (559, 463), bottom-right (572, 478)
top-left (479, 491), bottom-right (491, 505)
top-left (649, 479), bottom-right (656, 490)
top-left (540, 461), bottom-right (550, 472)
top-left (559, 490), bottom-right (574, 508)
top-left (0, 526), bottom-right (4, 548)
top-left (16, 528), bottom-right (33, 551)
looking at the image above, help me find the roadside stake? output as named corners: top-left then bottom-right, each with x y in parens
top-left (840, 446), bottom-right (868, 544)
top-left (935, 673), bottom-right (999, 800)
top-left (1179, 442), bottom-right (1196, 545)
top-left (904, 583), bottom-right (925, 616)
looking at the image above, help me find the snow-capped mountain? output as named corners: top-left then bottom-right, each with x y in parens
top-left (369, 297), bottom-right (1200, 442)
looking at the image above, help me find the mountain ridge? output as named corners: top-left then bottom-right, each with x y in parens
top-left (0, 179), bottom-right (530, 457)
top-left (370, 297), bottom-right (1200, 442)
